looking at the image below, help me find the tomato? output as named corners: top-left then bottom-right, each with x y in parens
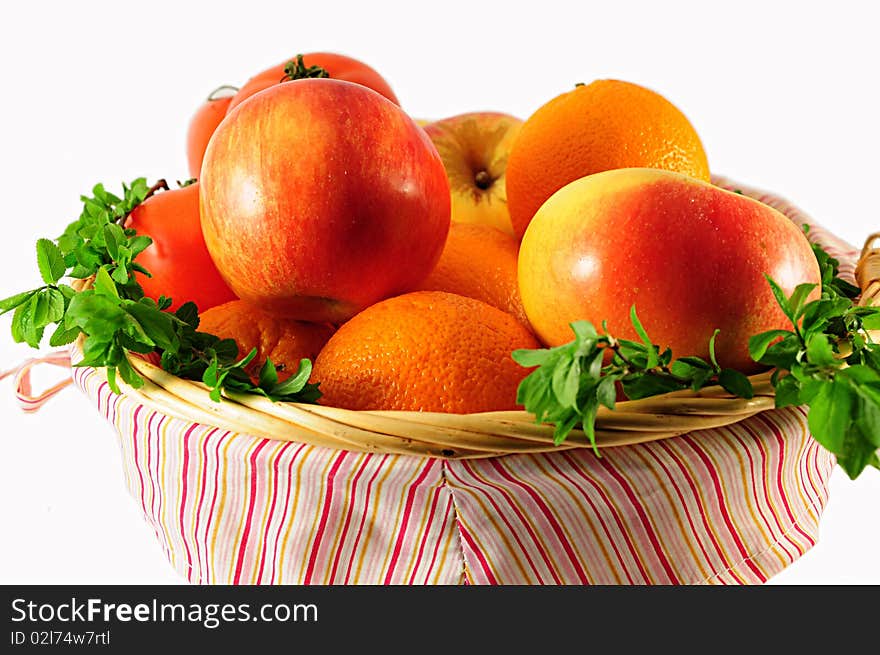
top-left (225, 51), bottom-right (400, 114)
top-left (125, 182), bottom-right (237, 312)
top-left (185, 86), bottom-right (238, 179)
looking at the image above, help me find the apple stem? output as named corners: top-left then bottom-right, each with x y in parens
top-left (282, 55), bottom-right (331, 82)
top-left (474, 170), bottom-right (493, 190)
top-left (116, 179), bottom-right (169, 225)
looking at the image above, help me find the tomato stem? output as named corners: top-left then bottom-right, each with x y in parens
top-left (117, 179), bottom-right (168, 225)
top-left (207, 85), bottom-right (239, 101)
top-left (281, 54), bottom-right (330, 82)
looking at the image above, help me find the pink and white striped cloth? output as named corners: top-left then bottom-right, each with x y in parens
top-left (55, 178), bottom-right (864, 583)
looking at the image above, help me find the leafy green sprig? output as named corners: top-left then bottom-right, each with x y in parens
top-left (0, 179), bottom-right (320, 404)
top-left (748, 231), bottom-right (880, 478)
top-left (513, 309), bottom-right (753, 453)
top-left (514, 233), bottom-right (880, 479)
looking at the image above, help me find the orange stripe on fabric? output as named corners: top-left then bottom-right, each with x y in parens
top-left (273, 444), bottom-right (314, 584)
top-left (629, 448), bottom-right (711, 582)
top-left (374, 461), bottom-right (433, 584)
top-left (349, 455), bottom-right (399, 584)
top-left (655, 439), bottom-right (746, 583)
top-left (248, 440), bottom-right (293, 584)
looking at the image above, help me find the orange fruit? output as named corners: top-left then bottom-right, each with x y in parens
top-left (416, 223), bottom-right (530, 328)
top-left (198, 300), bottom-right (334, 381)
top-left (506, 79), bottom-right (710, 239)
top-left (312, 291), bottom-right (540, 412)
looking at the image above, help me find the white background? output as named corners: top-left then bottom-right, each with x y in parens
top-left (1, 0), bottom-right (878, 584)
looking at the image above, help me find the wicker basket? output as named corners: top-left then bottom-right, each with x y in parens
top-left (107, 176), bottom-right (876, 459)
top-left (20, 176), bottom-right (878, 584)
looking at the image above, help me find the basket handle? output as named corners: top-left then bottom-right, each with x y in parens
top-left (856, 232), bottom-right (880, 306)
top-left (0, 350), bottom-right (73, 412)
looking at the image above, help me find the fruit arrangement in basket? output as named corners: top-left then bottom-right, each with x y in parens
top-left (2, 50), bottom-right (879, 584)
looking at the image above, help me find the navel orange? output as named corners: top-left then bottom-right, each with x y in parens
top-left (312, 291), bottom-right (540, 412)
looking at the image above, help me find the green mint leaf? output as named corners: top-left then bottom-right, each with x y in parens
top-left (570, 320), bottom-right (599, 342)
top-left (552, 357), bottom-right (581, 409)
top-left (116, 355), bottom-right (144, 390)
top-left (10, 302), bottom-right (30, 344)
top-left (629, 305), bottom-right (658, 369)
top-left (65, 293), bottom-right (126, 339)
top-left (789, 283), bottom-right (818, 320)
top-left (111, 265), bottom-right (130, 285)
top-left (103, 224), bottom-right (120, 260)
top-left (718, 368), bottom-right (754, 398)
top-left (807, 379), bottom-right (854, 455)
top-left (128, 235), bottom-right (152, 258)
top-left (765, 274), bottom-right (792, 321)
top-left (235, 348), bottom-right (258, 369)
top-left (773, 373), bottom-right (801, 408)
top-left (36, 238), bottom-right (67, 285)
top-left (757, 333), bottom-right (802, 369)
top-left (258, 358), bottom-right (279, 390)
top-left (49, 323), bottom-right (81, 347)
top-left (93, 266), bottom-right (120, 299)
top-left (512, 347), bottom-right (553, 368)
top-left (621, 373), bottom-right (685, 400)
top-left (708, 329), bottom-right (721, 370)
top-left (175, 302), bottom-right (200, 329)
top-left (270, 359), bottom-right (311, 394)
top-left (805, 333), bottom-right (837, 367)
top-left (124, 301), bottom-right (177, 352)
top-left (0, 289), bottom-right (38, 314)
top-left (596, 375), bottom-right (618, 409)
top-left (202, 358), bottom-right (219, 388)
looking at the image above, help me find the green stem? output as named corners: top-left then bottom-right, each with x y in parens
top-left (282, 54), bottom-right (330, 82)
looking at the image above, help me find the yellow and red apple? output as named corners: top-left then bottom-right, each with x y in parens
top-left (199, 78), bottom-right (450, 323)
top-left (518, 168), bottom-right (821, 372)
top-left (423, 112), bottom-right (522, 236)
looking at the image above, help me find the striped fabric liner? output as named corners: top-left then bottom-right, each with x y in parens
top-left (70, 179), bottom-right (849, 585)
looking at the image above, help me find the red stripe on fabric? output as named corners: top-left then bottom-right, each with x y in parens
top-left (735, 421), bottom-right (800, 559)
top-left (268, 443), bottom-right (310, 584)
top-left (232, 439), bottom-right (271, 585)
top-left (131, 404), bottom-right (147, 514)
top-left (177, 424), bottom-right (199, 578)
top-left (144, 410), bottom-right (165, 553)
top-left (204, 434), bottom-right (226, 584)
top-left (682, 439), bottom-right (766, 582)
top-left (654, 441), bottom-right (733, 577)
top-left (151, 414), bottom-right (170, 562)
top-left (447, 463), bottom-right (548, 584)
top-left (560, 451), bottom-right (654, 583)
top-left (596, 456), bottom-right (679, 583)
top-left (328, 455), bottom-right (374, 583)
top-left (544, 455), bottom-right (634, 583)
top-left (303, 451), bottom-right (350, 585)
top-left (343, 454), bottom-right (390, 585)
top-left (762, 414), bottom-right (815, 547)
top-left (383, 460), bottom-right (437, 585)
top-left (423, 470), bottom-right (455, 585)
top-left (193, 428), bottom-right (220, 582)
top-left (255, 441), bottom-right (295, 584)
top-left (407, 474), bottom-right (444, 585)
top-left (488, 459), bottom-right (589, 584)
top-left (640, 448), bottom-right (716, 577)
top-left (458, 522), bottom-right (498, 585)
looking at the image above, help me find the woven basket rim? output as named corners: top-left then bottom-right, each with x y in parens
top-left (74, 178), bottom-right (879, 459)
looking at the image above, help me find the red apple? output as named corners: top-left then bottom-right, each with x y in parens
top-left (199, 78), bottom-right (450, 323)
top-left (518, 168), bottom-right (821, 372)
top-left (423, 112), bottom-right (522, 236)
